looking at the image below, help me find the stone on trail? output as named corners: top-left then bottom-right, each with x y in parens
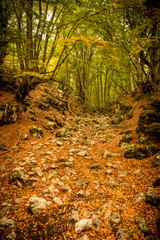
top-left (69, 209), bottom-right (80, 223)
top-left (0, 217), bottom-right (14, 228)
top-left (110, 212), bottom-right (121, 225)
top-left (135, 216), bottom-right (149, 234)
top-left (6, 230), bottom-right (16, 240)
top-left (116, 228), bottom-right (132, 240)
top-left (78, 235), bottom-right (90, 240)
top-left (29, 126), bottom-right (43, 138)
top-left (77, 151), bottom-right (88, 157)
top-left (107, 178), bottom-right (117, 188)
top-left (29, 196), bottom-right (50, 214)
top-left (134, 192), bottom-right (145, 202)
top-left (117, 172), bottom-right (127, 178)
top-left (92, 215), bottom-right (101, 227)
top-left (53, 197), bottom-right (62, 205)
top-left (75, 219), bottom-right (92, 234)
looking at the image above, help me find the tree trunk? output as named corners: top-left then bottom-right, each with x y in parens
top-left (26, 0), bottom-right (33, 69)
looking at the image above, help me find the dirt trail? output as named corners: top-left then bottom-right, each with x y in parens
top-left (0, 113), bottom-right (160, 240)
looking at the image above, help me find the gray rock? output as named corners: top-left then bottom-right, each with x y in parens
top-left (103, 209), bottom-right (112, 220)
top-left (84, 190), bottom-right (90, 197)
top-left (110, 212), bottom-right (121, 225)
top-left (105, 169), bottom-right (113, 175)
top-left (53, 197), bottom-right (62, 205)
top-left (78, 235), bottom-right (90, 240)
top-left (12, 167), bottom-right (28, 182)
top-left (0, 217), bottom-right (14, 228)
top-left (29, 196), bottom-right (50, 214)
top-left (145, 187), bottom-right (155, 198)
top-left (6, 230), bottom-right (16, 240)
top-left (0, 207), bottom-right (10, 217)
top-left (77, 151), bottom-right (88, 157)
top-left (69, 209), bottom-right (80, 223)
top-left (29, 126), bottom-right (43, 138)
top-left (55, 128), bottom-right (66, 137)
top-left (103, 150), bottom-right (119, 158)
top-left (92, 215), bottom-right (101, 227)
top-left (88, 163), bottom-right (101, 169)
top-left (75, 219), bottom-right (92, 234)
top-left (116, 228), bottom-right (132, 240)
top-left (56, 141), bottom-right (63, 146)
top-left (62, 184), bottom-right (71, 192)
top-left (135, 216), bottom-right (149, 233)
top-left (107, 179), bottom-right (117, 188)
top-left (76, 179), bottom-right (89, 188)
top-left (77, 189), bottom-right (84, 197)
top-left (134, 192), bottom-right (145, 202)
top-left (117, 172), bottom-right (127, 178)
top-left (0, 102), bottom-right (19, 126)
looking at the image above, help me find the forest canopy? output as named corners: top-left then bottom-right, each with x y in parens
top-left (0, 0), bottom-right (160, 108)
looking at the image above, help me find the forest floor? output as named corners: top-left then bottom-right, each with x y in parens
top-left (0, 84), bottom-right (160, 240)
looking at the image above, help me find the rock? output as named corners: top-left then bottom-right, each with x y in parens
top-left (116, 228), bottom-right (132, 240)
top-left (103, 209), bottom-right (112, 220)
top-left (6, 230), bottom-right (16, 240)
top-left (117, 172), bottom-right (127, 178)
top-left (134, 192), bottom-right (145, 202)
top-left (92, 215), bottom-right (101, 227)
top-left (119, 136), bottom-right (133, 146)
top-left (105, 169), bottom-right (113, 175)
top-left (105, 162), bottom-right (118, 169)
top-left (78, 235), bottom-right (90, 240)
top-left (77, 151), bottom-right (88, 157)
top-left (62, 184), bottom-right (71, 192)
top-left (77, 189), bottom-right (84, 197)
top-left (84, 190), bottom-right (90, 197)
top-left (0, 207), bottom-right (10, 217)
top-left (29, 196), bottom-right (50, 214)
top-left (110, 212), bottom-right (121, 225)
top-left (12, 167), bottom-right (28, 183)
top-left (76, 179), bottom-right (89, 188)
top-left (53, 197), bottom-right (62, 205)
top-left (29, 126), bottom-right (43, 138)
top-left (124, 144), bottom-right (156, 159)
top-left (75, 219), bottom-right (92, 234)
top-left (103, 150), bottom-right (118, 158)
top-left (55, 128), bottom-right (66, 137)
top-left (56, 141), bottom-right (63, 146)
top-left (0, 217), bottom-right (14, 228)
top-left (135, 216), bottom-right (149, 233)
top-left (88, 163), bottom-right (101, 169)
top-left (107, 179), bottom-right (117, 188)
top-left (69, 210), bottom-right (80, 223)
top-left (0, 102), bottom-right (19, 126)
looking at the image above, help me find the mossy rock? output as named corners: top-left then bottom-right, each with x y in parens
top-left (137, 110), bottom-right (159, 132)
top-left (146, 123), bottom-right (160, 142)
top-left (119, 136), bottom-right (133, 146)
top-left (124, 144), bottom-right (159, 159)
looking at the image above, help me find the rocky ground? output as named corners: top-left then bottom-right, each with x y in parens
top-left (0, 84), bottom-right (160, 240)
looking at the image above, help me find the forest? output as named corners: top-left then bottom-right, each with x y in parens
top-left (0, 1), bottom-right (160, 240)
top-left (0, 0), bottom-right (160, 109)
